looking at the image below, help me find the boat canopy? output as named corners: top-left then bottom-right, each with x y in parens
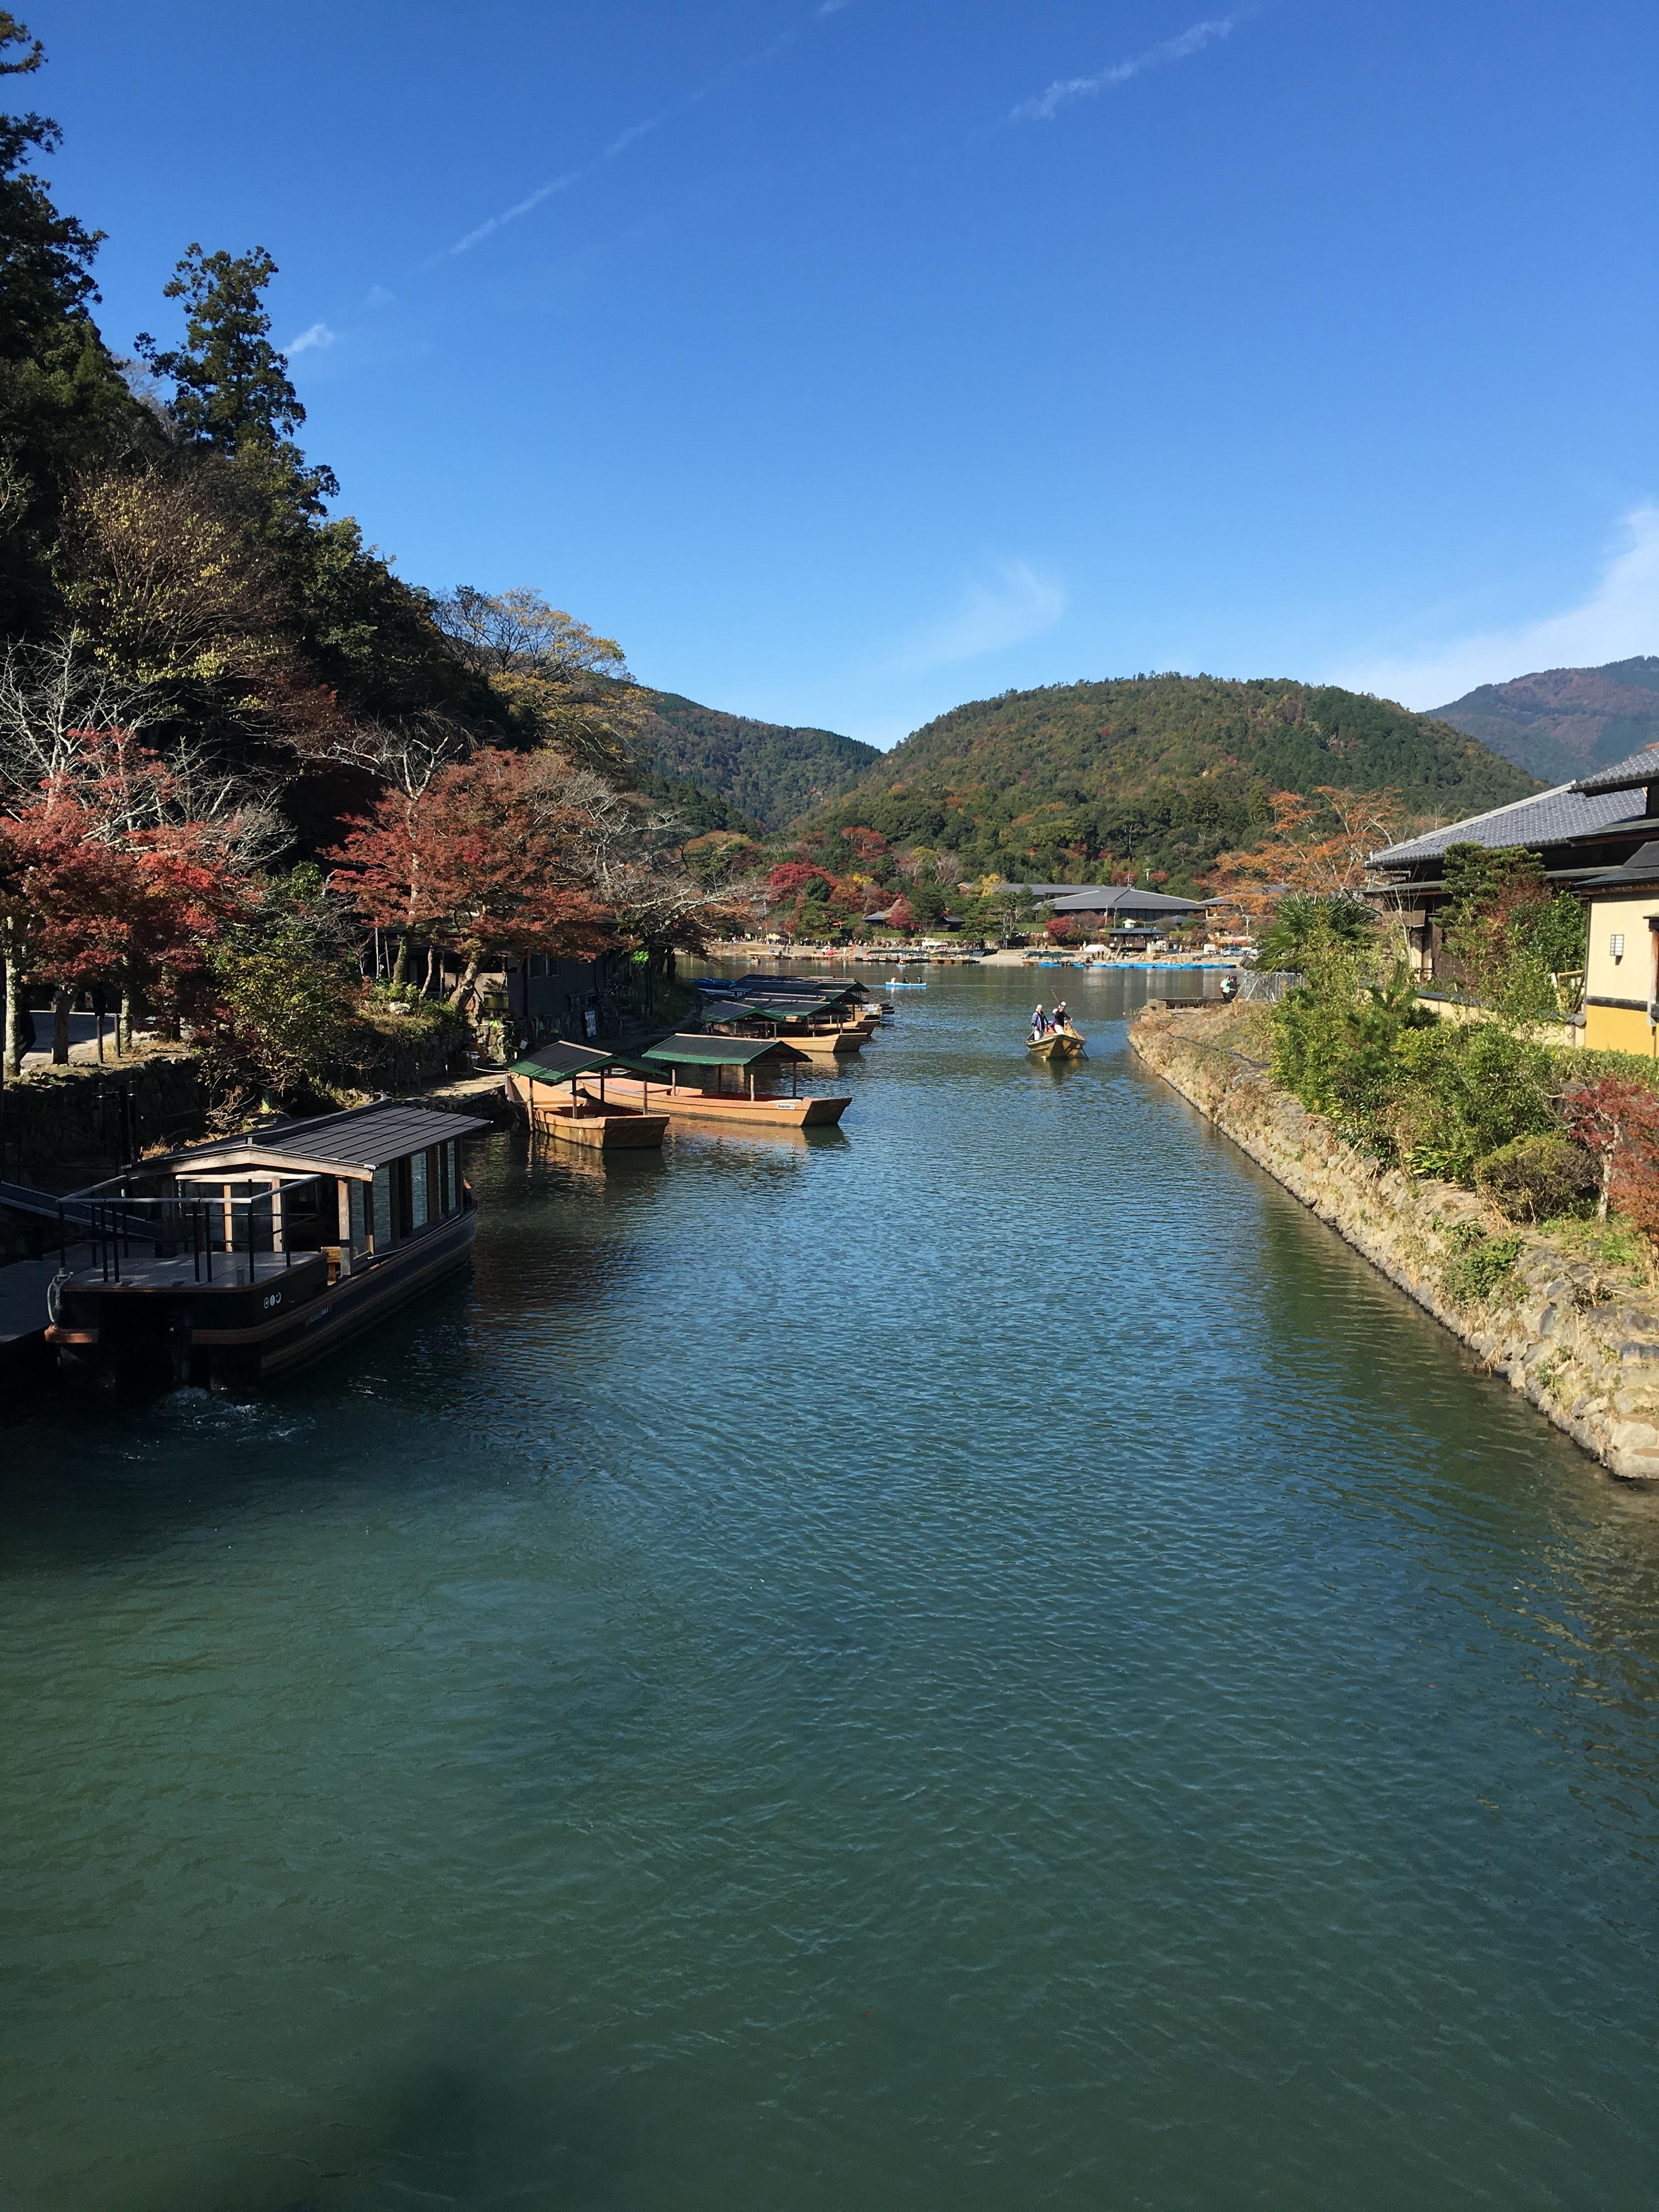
top-left (510, 1040), bottom-right (619, 1080)
top-left (640, 1034), bottom-right (810, 1067)
top-left (711, 996), bottom-right (845, 1023)
top-left (694, 975), bottom-right (863, 1003)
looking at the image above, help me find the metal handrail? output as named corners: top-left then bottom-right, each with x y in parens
top-left (57, 1171), bottom-right (330, 1289)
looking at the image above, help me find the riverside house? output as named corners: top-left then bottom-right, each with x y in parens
top-left (1574, 840), bottom-right (1659, 1056)
top-left (1369, 743), bottom-right (1659, 979)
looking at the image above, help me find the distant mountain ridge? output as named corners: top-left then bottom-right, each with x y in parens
top-left (1432, 657), bottom-right (1659, 785)
top-left (635, 691), bottom-right (880, 829)
top-left (787, 674), bottom-right (1536, 891)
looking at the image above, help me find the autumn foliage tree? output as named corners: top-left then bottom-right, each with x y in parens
top-left (1208, 787), bottom-right (1408, 910)
top-left (0, 722), bottom-right (250, 1070)
top-left (1562, 1077), bottom-right (1659, 1227)
top-left (327, 747), bottom-right (613, 1009)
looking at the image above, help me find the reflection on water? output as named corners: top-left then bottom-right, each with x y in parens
top-left (2, 964), bottom-right (1657, 2210)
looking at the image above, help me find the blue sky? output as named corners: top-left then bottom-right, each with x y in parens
top-left (32, 0), bottom-right (1659, 744)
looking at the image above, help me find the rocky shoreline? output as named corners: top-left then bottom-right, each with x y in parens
top-left (1131, 1003), bottom-right (1659, 1481)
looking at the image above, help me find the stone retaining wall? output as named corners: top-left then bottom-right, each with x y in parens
top-left (1131, 1003), bottom-right (1659, 1481)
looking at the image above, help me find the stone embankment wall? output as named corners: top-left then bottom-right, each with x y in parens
top-left (3, 1054), bottom-right (207, 1184)
top-left (1131, 1004), bottom-right (1659, 1482)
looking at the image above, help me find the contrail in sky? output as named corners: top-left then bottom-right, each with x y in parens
top-left (1012, 8), bottom-right (1259, 123)
top-left (436, 1), bottom-right (844, 262)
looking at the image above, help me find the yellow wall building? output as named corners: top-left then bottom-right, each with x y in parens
top-left (1578, 842), bottom-right (1659, 1056)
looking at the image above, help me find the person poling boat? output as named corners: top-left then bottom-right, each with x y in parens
top-left (1026, 1002), bottom-right (1086, 1058)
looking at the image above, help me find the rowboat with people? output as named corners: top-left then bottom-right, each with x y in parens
top-left (1026, 1001), bottom-right (1086, 1059)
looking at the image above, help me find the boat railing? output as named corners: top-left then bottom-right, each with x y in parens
top-left (58, 1171), bottom-right (330, 1288)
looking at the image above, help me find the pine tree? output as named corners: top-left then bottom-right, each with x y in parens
top-left (137, 244), bottom-right (338, 516)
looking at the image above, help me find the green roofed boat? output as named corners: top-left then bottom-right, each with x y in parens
top-left (591, 1035), bottom-right (851, 1128)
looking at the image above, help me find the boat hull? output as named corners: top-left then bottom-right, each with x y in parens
top-left (598, 1076), bottom-right (850, 1127)
top-left (1026, 1030), bottom-right (1087, 1059)
top-left (47, 1205), bottom-right (479, 1390)
top-left (507, 1077), bottom-right (668, 1148)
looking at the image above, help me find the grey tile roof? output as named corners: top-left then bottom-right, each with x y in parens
top-left (187, 1101), bottom-right (493, 1172)
top-left (1573, 838), bottom-right (1659, 892)
top-left (1572, 746), bottom-right (1659, 794)
top-left (1369, 782), bottom-right (1647, 866)
top-left (1048, 885), bottom-right (1206, 914)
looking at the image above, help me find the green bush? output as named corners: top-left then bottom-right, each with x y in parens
top-left (1440, 1223), bottom-right (1526, 1306)
top-left (1475, 1134), bottom-right (1599, 1222)
top-left (1387, 1022), bottom-right (1559, 1182)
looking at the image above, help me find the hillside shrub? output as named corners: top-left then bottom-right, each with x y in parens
top-left (1475, 1135), bottom-right (1599, 1222)
top-left (1440, 1223), bottom-right (1526, 1307)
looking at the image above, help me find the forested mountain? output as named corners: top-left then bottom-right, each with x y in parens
top-left (635, 691), bottom-right (878, 828)
top-left (1432, 658), bottom-right (1659, 785)
top-left (791, 674), bottom-right (1538, 890)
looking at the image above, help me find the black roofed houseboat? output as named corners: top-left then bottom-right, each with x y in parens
top-left (46, 1099), bottom-right (491, 1390)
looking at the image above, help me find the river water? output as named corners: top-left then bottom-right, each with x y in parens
top-left (4, 965), bottom-right (1658, 2210)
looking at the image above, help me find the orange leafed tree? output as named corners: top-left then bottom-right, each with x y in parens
top-left (1206, 787), bottom-right (1409, 912)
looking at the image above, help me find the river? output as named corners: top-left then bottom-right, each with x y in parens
top-left (4, 964), bottom-right (1657, 2210)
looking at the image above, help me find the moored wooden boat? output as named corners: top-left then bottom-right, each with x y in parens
top-left (596, 1075), bottom-right (850, 1128)
top-left (44, 1099), bottom-right (492, 1390)
top-left (509, 1041), bottom-right (668, 1149)
top-left (628, 1034), bottom-right (849, 1126)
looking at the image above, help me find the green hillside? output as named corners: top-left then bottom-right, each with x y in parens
top-left (792, 674), bottom-right (1538, 889)
top-left (636, 692), bottom-right (880, 829)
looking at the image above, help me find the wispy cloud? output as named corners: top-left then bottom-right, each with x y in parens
top-left (443, 174), bottom-right (576, 259)
top-left (1338, 506), bottom-right (1659, 710)
top-left (363, 283), bottom-right (396, 310)
top-left (1013, 8), bottom-right (1257, 123)
top-left (895, 562), bottom-right (1066, 672)
top-left (434, 1), bottom-right (854, 265)
top-left (285, 321), bottom-right (335, 357)
top-left (606, 119), bottom-right (659, 158)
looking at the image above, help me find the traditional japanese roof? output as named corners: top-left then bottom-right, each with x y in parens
top-left (1572, 747), bottom-right (1659, 795)
top-left (1572, 840), bottom-right (1659, 899)
top-left (639, 1034), bottom-right (810, 1066)
top-left (1369, 781), bottom-right (1648, 867)
top-left (179, 1100), bottom-right (492, 1176)
top-left (1046, 884), bottom-right (1207, 915)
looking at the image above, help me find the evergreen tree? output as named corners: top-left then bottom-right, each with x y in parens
top-left (0, 11), bottom-right (146, 633)
top-left (137, 244), bottom-right (338, 516)
top-left (0, 10), bottom-right (100, 358)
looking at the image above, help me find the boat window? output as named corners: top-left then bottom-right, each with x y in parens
top-left (372, 1165), bottom-right (392, 1250)
top-left (411, 1149), bottom-right (429, 1229)
top-left (348, 1179), bottom-right (366, 1252)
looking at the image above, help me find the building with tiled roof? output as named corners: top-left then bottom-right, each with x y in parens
top-left (1367, 744), bottom-right (1659, 979)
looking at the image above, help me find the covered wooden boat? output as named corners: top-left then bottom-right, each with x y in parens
top-left (701, 993), bottom-right (871, 1054)
top-left (44, 1100), bottom-right (492, 1390)
top-left (603, 1035), bottom-right (850, 1127)
top-left (1026, 1024), bottom-right (1087, 1059)
top-left (508, 1042), bottom-right (668, 1149)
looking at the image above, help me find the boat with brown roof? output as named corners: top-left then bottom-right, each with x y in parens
top-left (43, 1099), bottom-right (492, 1389)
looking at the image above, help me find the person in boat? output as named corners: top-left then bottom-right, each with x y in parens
top-left (1031, 1003), bottom-right (1047, 1035)
top-left (1052, 1000), bottom-right (1070, 1030)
